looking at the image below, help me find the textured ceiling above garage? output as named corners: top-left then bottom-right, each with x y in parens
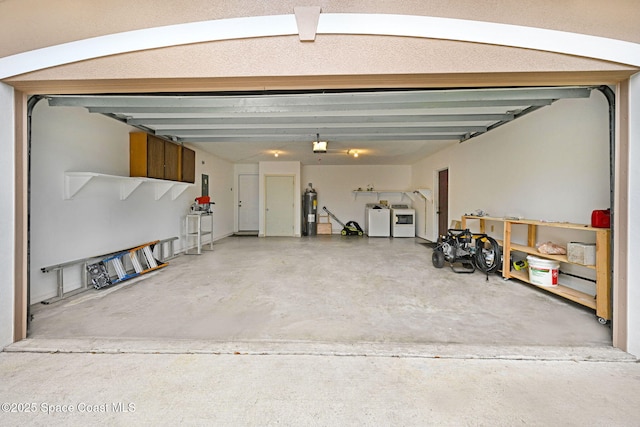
top-left (46, 86), bottom-right (593, 165)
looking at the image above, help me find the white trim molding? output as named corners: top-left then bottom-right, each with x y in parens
top-left (0, 82), bottom-right (16, 349)
top-left (1, 13), bottom-right (640, 79)
top-left (320, 14), bottom-right (640, 68)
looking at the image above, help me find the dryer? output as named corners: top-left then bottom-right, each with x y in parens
top-left (390, 204), bottom-right (415, 237)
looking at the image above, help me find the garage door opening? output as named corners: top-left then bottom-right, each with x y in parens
top-left (24, 86), bottom-right (614, 353)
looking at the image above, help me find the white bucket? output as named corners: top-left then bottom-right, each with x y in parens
top-left (526, 255), bottom-right (559, 286)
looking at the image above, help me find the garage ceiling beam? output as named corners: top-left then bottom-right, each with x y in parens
top-left (179, 134), bottom-right (463, 143)
top-left (47, 87), bottom-right (591, 108)
top-left (461, 105), bottom-right (544, 143)
top-left (156, 125), bottom-right (487, 137)
top-left (84, 99), bottom-right (557, 115)
top-left (126, 113), bottom-right (514, 126)
top-left (155, 126), bottom-right (487, 140)
top-left (44, 86), bottom-right (595, 148)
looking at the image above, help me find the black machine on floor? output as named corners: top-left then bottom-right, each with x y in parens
top-left (322, 206), bottom-right (363, 236)
top-left (432, 228), bottom-right (501, 275)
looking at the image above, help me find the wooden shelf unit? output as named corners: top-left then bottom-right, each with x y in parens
top-left (461, 215), bottom-right (611, 322)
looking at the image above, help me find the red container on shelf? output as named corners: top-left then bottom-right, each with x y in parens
top-left (591, 209), bottom-right (610, 228)
top-left (196, 196), bottom-right (210, 205)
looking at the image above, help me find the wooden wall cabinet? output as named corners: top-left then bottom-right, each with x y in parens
top-left (181, 146), bottom-right (195, 183)
top-left (130, 132), bottom-right (195, 183)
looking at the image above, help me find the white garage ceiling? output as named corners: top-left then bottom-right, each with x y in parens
top-left (46, 86), bottom-right (592, 165)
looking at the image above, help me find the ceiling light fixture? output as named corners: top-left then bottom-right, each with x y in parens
top-left (347, 149), bottom-right (359, 158)
top-left (274, 151), bottom-right (279, 158)
top-left (313, 133), bottom-right (327, 153)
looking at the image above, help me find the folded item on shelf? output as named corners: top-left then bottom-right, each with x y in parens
top-left (536, 241), bottom-right (567, 255)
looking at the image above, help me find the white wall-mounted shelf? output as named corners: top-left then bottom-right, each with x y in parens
top-left (415, 188), bottom-right (433, 202)
top-left (64, 172), bottom-right (193, 201)
top-left (352, 190), bottom-right (415, 201)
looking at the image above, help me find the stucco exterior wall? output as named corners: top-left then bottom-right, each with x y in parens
top-left (1, 0), bottom-right (639, 60)
top-left (2, 0), bottom-right (639, 91)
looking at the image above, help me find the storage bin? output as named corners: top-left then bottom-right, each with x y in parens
top-left (526, 256), bottom-right (559, 286)
top-left (567, 242), bottom-right (596, 266)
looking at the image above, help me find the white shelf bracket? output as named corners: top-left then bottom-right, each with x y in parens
top-left (120, 179), bottom-right (144, 200)
top-left (64, 173), bottom-right (95, 199)
top-left (154, 182), bottom-right (173, 200)
top-left (171, 183), bottom-right (190, 200)
top-left (64, 172), bottom-right (195, 200)
top-left (416, 188), bottom-right (433, 202)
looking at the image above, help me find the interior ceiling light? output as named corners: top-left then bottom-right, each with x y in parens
top-left (347, 149), bottom-right (359, 158)
top-left (313, 134), bottom-right (327, 153)
top-left (274, 151), bottom-right (279, 158)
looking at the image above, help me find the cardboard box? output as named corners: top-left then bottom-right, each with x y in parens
top-left (317, 223), bottom-right (332, 235)
top-left (567, 242), bottom-right (596, 266)
top-left (317, 215), bottom-right (332, 235)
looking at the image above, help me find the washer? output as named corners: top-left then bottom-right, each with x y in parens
top-left (365, 204), bottom-right (390, 237)
top-left (390, 204), bottom-right (415, 237)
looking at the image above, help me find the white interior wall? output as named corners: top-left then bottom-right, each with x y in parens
top-left (302, 165), bottom-right (412, 232)
top-left (412, 92), bottom-right (610, 246)
top-left (258, 161), bottom-right (301, 237)
top-left (194, 145), bottom-right (234, 241)
top-left (0, 83), bottom-right (15, 348)
top-left (29, 103), bottom-right (234, 303)
top-left (411, 91), bottom-right (611, 310)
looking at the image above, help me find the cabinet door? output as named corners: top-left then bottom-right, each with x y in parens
top-left (130, 132), bottom-right (186, 181)
top-left (181, 146), bottom-right (196, 183)
top-left (130, 132), bottom-right (149, 177)
top-left (147, 136), bottom-right (165, 179)
top-left (163, 141), bottom-right (181, 181)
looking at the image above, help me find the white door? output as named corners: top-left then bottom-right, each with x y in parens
top-left (265, 175), bottom-right (295, 236)
top-left (238, 174), bottom-right (259, 231)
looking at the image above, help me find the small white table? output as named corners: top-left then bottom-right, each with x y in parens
top-left (185, 213), bottom-right (214, 255)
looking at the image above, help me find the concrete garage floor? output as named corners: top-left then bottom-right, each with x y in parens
top-left (25, 236), bottom-right (611, 349)
top-left (1, 352), bottom-right (639, 426)
top-left (4, 236), bottom-right (639, 426)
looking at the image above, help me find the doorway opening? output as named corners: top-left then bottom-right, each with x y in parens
top-left (265, 175), bottom-right (295, 237)
top-left (237, 173), bottom-right (259, 235)
top-left (437, 168), bottom-right (449, 238)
